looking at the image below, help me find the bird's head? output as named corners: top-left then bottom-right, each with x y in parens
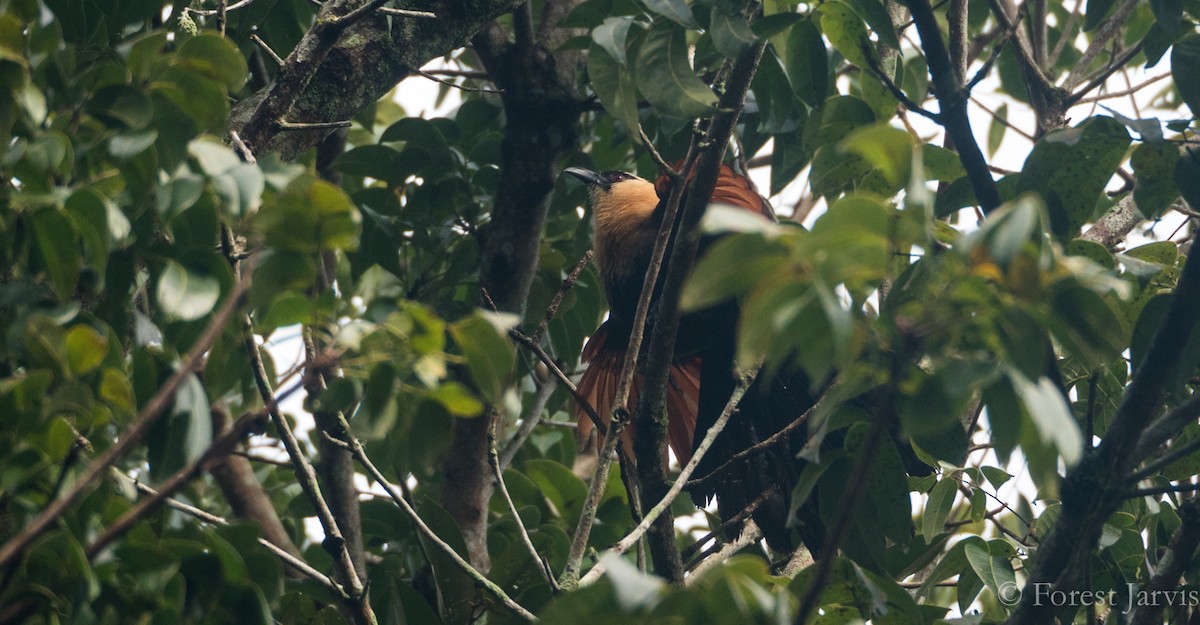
top-left (564, 167), bottom-right (660, 233)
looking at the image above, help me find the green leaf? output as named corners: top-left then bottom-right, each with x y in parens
top-left (1016, 116), bottom-right (1131, 239)
top-left (840, 124), bottom-right (914, 188)
top-left (333, 145), bottom-right (399, 180)
top-left (803, 96), bottom-right (877, 151)
top-left (683, 233), bottom-right (786, 311)
top-left (154, 67), bottom-right (228, 134)
top-left (750, 47), bottom-right (799, 134)
top-left (820, 1), bottom-right (875, 69)
top-left (921, 145), bottom-right (967, 182)
top-left (150, 372), bottom-right (212, 481)
top-left (448, 310), bottom-right (517, 404)
top-left (842, 0), bottom-right (901, 49)
top-left (65, 325), bottom-right (108, 377)
top-left (963, 537), bottom-right (1017, 606)
top-left (29, 206), bottom-right (80, 298)
top-left (1131, 141), bottom-right (1181, 219)
top-left (109, 129), bottom-right (158, 159)
top-left (922, 474), bottom-right (958, 542)
top-left (588, 44), bottom-right (641, 132)
top-left (156, 260), bottom-right (220, 322)
top-left (641, 0), bottom-right (698, 28)
top-left (635, 22), bottom-right (718, 119)
top-left (1008, 370), bottom-right (1083, 466)
top-left (176, 34), bottom-right (248, 91)
top-left (1176, 148), bottom-right (1200, 211)
top-left (1172, 34), bottom-right (1200, 118)
top-left (255, 174), bottom-right (361, 252)
top-left (89, 85), bottom-right (154, 129)
top-left (428, 381), bottom-right (484, 417)
top-left (785, 19), bottom-right (829, 107)
top-left (1084, 0), bottom-right (1116, 31)
top-left (988, 103), bottom-right (1008, 157)
top-left (592, 16), bottom-right (636, 63)
top-left (710, 11), bottom-right (757, 57)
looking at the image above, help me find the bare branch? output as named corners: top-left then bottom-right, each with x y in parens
top-left (1062, 0), bottom-right (1139, 92)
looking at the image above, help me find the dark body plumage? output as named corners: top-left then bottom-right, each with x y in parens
top-left (565, 164), bottom-right (820, 551)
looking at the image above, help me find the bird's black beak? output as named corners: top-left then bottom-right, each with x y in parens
top-left (565, 167), bottom-right (606, 189)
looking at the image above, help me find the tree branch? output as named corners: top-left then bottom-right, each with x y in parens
top-left (632, 41), bottom-right (767, 582)
top-left (904, 0), bottom-right (1002, 212)
top-left (0, 267), bottom-right (252, 570)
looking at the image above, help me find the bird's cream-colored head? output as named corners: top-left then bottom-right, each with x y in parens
top-left (564, 168), bottom-right (659, 241)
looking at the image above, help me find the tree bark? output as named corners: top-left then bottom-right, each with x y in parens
top-left (438, 2), bottom-right (585, 572)
top-left (231, 0), bottom-right (523, 159)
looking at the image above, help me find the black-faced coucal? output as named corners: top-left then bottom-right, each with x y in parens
top-left (564, 163), bottom-right (820, 552)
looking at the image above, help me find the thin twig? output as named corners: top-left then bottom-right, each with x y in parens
top-left (686, 387), bottom-right (828, 489)
top-left (639, 127), bottom-right (681, 179)
top-left (1131, 437), bottom-right (1200, 483)
top-left (250, 34), bottom-right (285, 67)
top-left (1074, 73), bottom-right (1171, 105)
top-left (561, 407), bottom-right (628, 585)
top-left (1062, 0), bottom-right (1139, 92)
top-left (681, 484), bottom-right (776, 561)
top-left (533, 250), bottom-right (594, 344)
top-left (1064, 42), bottom-right (1145, 106)
top-left (278, 119), bottom-right (353, 131)
top-left (1047, 0), bottom-right (1086, 67)
top-left (1133, 393), bottom-right (1200, 460)
top-left (510, 329), bottom-right (605, 434)
top-left (413, 69), bottom-right (503, 94)
top-left (863, 55), bottom-right (941, 122)
top-left (85, 408), bottom-right (269, 558)
top-left (184, 0), bottom-right (260, 17)
top-left (239, 316), bottom-right (371, 619)
top-left (499, 380), bottom-right (558, 470)
top-left (685, 521), bottom-right (763, 582)
top-left (377, 6), bottom-right (436, 18)
top-left (1127, 482), bottom-right (1200, 498)
top-left (489, 417), bottom-right (560, 591)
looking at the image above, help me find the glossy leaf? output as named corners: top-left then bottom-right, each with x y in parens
top-left (635, 22), bottom-right (718, 119)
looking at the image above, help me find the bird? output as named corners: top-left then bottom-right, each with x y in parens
top-left (564, 163), bottom-right (820, 552)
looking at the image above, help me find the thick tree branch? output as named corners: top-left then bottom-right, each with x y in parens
top-left (1079, 194), bottom-right (1143, 249)
top-left (904, 0), bottom-right (1002, 212)
top-left (634, 41), bottom-right (767, 582)
top-left (443, 0), bottom-right (586, 573)
top-left (231, 0), bottom-right (523, 158)
top-left (208, 408), bottom-right (304, 569)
